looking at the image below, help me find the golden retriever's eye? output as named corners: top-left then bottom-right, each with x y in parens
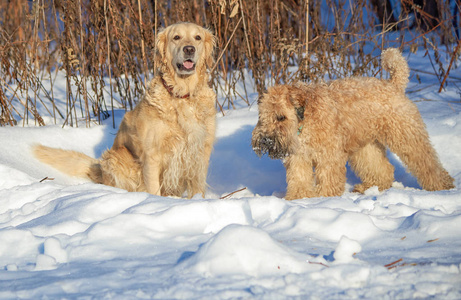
top-left (195, 35), bottom-right (201, 41)
top-left (173, 35), bottom-right (180, 40)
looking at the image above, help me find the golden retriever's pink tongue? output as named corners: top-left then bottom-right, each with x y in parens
top-left (183, 61), bottom-right (194, 69)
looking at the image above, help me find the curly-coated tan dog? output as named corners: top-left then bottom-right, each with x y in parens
top-left (252, 48), bottom-right (454, 200)
top-left (34, 22), bottom-right (216, 198)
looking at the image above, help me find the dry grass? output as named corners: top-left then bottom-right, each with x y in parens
top-left (1, 0), bottom-right (460, 127)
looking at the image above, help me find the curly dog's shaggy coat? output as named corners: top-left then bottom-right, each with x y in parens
top-left (34, 23), bottom-right (216, 198)
top-left (252, 48), bottom-right (454, 200)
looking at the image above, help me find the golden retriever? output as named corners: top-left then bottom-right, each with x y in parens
top-left (34, 22), bottom-right (217, 198)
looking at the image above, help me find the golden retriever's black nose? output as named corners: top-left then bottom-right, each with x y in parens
top-left (183, 46), bottom-right (195, 56)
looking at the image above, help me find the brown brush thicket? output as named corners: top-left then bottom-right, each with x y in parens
top-left (0, 0), bottom-right (460, 127)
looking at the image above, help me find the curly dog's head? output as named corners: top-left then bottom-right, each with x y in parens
top-left (251, 84), bottom-right (307, 160)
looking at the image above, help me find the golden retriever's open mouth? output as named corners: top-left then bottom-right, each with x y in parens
top-left (177, 59), bottom-right (196, 72)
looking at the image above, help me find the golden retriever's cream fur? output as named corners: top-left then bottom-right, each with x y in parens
top-left (34, 23), bottom-right (217, 198)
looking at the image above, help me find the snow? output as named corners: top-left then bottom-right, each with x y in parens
top-left (1, 48), bottom-right (461, 298)
top-left (333, 236), bottom-right (362, 263)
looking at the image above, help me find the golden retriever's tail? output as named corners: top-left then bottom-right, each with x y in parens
top-left (33, 144), bottom-right (102, 182)
top-left (381, 48), bottom-right (409, 93)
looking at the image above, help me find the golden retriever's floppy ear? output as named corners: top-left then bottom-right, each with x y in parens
top-left (203, 27), bottom-right (216, 68)
top-left (154, 27), bottom-right (168, 68)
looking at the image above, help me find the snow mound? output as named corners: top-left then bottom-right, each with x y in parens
top-left (179, 224), bottom-right (316, 277)
top-left (333, 236), bottom-right (362, 263)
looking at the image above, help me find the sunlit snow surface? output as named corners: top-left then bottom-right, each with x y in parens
top-left (1, 49), bottom-right (461, 299)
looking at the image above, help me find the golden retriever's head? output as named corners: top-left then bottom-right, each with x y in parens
top-left (155, 22), bottom-right (215, 77)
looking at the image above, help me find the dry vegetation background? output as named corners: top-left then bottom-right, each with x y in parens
top-left (0, 0), bottom-right (460, 127)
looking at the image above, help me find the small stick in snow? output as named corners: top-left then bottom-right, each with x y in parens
top-left (384, 258), bottom-right (403, 268)
top-left (308, 261), bottom-right (329, 268)
top-left (220, 187), bottom-right (247, 199)
top-left (388, 262), bottom-right (418, 270)
top-left (427, 238), bottom-right (439, 243)
top-left (39, 177), bottom-right (55, 182)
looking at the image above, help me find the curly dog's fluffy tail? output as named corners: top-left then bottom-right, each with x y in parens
top-left (33, 144), bottom-right (103, 182)
top-left (381, 48), bottom-right (409, 92)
